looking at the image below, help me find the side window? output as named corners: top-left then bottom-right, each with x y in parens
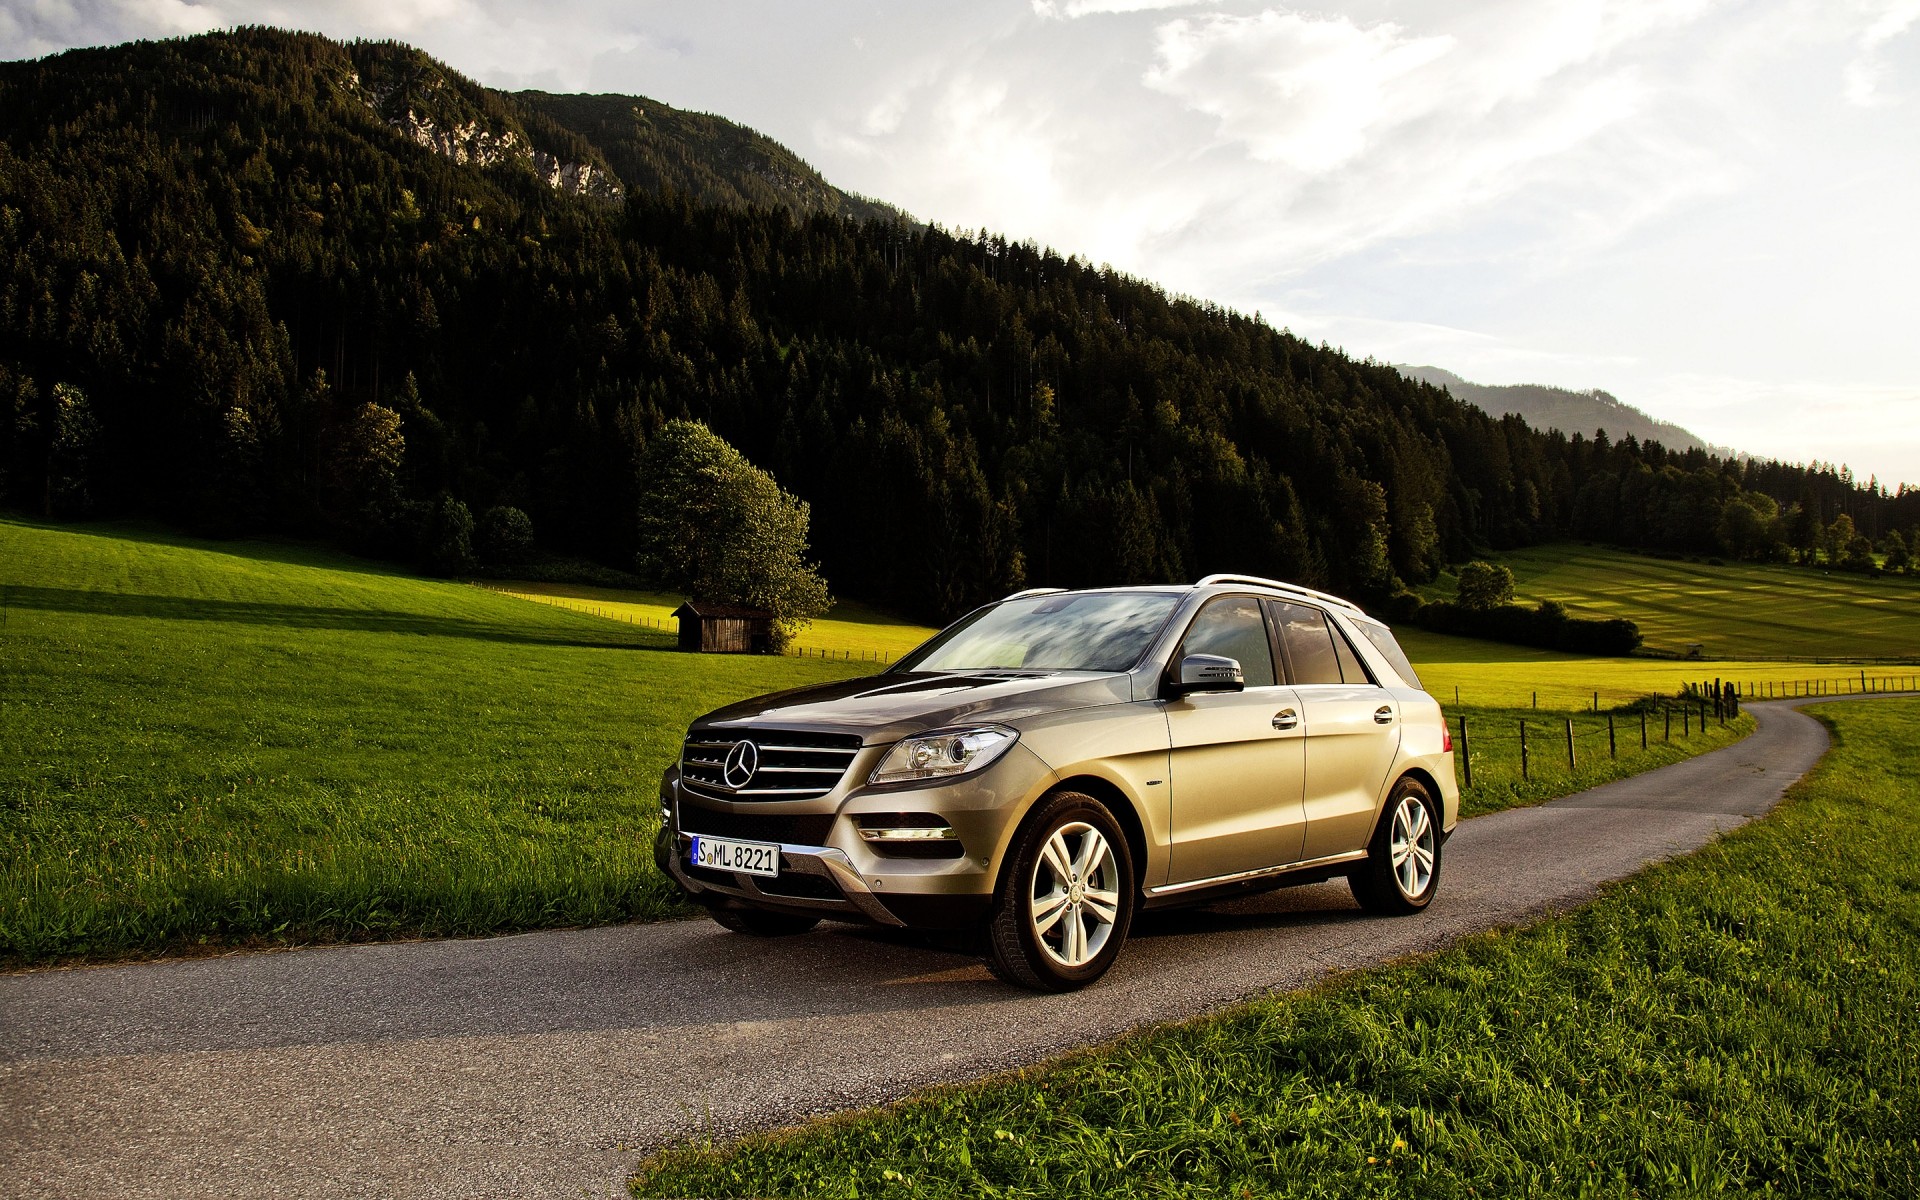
top-left (1180, 596), bottom-right (1277, 688)
top-left (1273, 602), bottom-right (1342, 686)
top-left (1329, 621), bottom-right (1375, 685)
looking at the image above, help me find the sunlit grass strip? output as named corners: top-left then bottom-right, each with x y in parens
top-left (484, 579), bottom-right (940, 658)
top-left (629, 699), bottom-right (1920, 1200)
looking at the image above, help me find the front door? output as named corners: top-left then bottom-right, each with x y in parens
top-left (1165, 595), bottom-right (1308, 883)
top-left (1271, 601), bottom-right (1403, 861)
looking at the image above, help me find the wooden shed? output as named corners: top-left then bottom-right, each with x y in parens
top-left (672, 600), bottom-right (775, 653)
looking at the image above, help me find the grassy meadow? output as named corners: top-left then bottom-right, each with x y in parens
top-left (1425, 543), bottom-right (1920, 661)
top-left (0, 517), bottom-right (867, 962)
top-left (630, 698), bottom-right (1920, 1199)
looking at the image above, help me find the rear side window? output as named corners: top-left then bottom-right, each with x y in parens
top-left (1181, 596), bottom-right (1277, 688)
top-left (1330, 623), bottom-right (1374, 685)
top-left (1354, 619), bottom-right (1422, 689)
top-left (1273, 602), bottom-right (1342, 685)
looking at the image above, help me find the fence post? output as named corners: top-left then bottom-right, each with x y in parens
top-left (1665, 705), bottom-right (1672, 742)
top-left (1683, 704), bottom-right (1690, 737)
top-left (1459, 716), bottom-right (1473, 788)
top-left (1592, 691), bottom-right (1598, 713)
top-left (1640, 709), bottom-right (1648, 750)
top-left (1520, 720), bottom-right (1530, 781)
top-left (1608, 714), bottom-right (1616, 759)
top-left (1861, 669), bottom-right (1867, 692)
top-left (1532, 691), bottom-right (1537, 709)
top-left (1566, 719), bottom-right (1576, 769)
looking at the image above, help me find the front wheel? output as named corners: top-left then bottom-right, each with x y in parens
top-left (1349, 777), bottom-right (1443, 915)
top-left (984, 791), bottom-right (1135, 991)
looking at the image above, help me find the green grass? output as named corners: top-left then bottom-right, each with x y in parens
top-left (1399, 626), bottom-right (1911, 710)
top-left (631, 698), bottom-right (1920, 1199)
top-left (0, 517), bottom-right (867, 963)
top-left (1427, 543), bottom-right (1920, 661)
top-left (1446, 701), bottom-right (1753, 819)
top-left (487, 580), bottom-right (938, 660)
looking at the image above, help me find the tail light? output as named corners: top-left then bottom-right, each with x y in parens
top-left (1442, 728), bottom-right (1454, 753)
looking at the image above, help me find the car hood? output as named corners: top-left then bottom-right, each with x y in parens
top-left (690, 671), bottom-right (1136, 744)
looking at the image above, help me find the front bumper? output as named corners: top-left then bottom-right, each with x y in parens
top-left (657, 743), bottom-right (1055, 930)
top-left (657, 825), bottom-right (911, 926)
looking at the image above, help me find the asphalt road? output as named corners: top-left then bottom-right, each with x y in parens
top-left (0, 698), bottom-right (1852, 1199)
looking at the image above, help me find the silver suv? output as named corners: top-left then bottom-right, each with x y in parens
top-left (655, 575), bottom-right (1458, 990)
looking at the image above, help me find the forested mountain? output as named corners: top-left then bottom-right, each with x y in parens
top-left (1, 29), bottom-right (1912, 623)
top-left (1395, 365), bottom-right (1726, 459)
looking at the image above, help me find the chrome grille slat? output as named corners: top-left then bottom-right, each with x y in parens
top-left (680, 728), bottom-right (862, 802)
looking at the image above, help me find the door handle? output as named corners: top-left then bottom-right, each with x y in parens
top-left (1272, 708), bottom-right (1298, 731)
top-left (1374, 705), bottom-right (1395, 724)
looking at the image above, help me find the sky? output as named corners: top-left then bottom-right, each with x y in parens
top-left (6, 1), bottom-right (1918, 485)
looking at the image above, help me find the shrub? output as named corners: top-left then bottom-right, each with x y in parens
top-left (476, 505), bottom-right (535, 564)
top-left (1455, 560), bottom-right (1515, 610)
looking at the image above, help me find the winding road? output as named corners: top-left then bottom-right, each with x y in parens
top-left (0, 699), bottom-right (1856, 1199)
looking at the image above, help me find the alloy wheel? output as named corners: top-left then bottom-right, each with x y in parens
top-left (1029, 821), bottom-right (1120, 968)
top-left (1390, 795), bottom-right (1436, 899)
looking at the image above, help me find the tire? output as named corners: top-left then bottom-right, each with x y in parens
top-left (1349, 776), bottom-right (1443, 915)
top-left (984, 791), bottom-right (1135, 992)
top-left (707, 904), bottom-right (821, 937)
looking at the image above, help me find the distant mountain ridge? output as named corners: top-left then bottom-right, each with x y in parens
top-left (1396, 365), bottom-right (1732, 457)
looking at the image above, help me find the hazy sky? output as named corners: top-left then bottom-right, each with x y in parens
top-left (7, 1), bottom-right (1917, 484)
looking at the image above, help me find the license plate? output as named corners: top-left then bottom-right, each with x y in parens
top-left (689, 834), bottom-right (780, 878)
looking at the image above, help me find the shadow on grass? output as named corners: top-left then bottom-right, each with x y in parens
top-left (0, 583), bottom-right (672, 651)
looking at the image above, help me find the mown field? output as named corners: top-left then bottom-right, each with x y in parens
top-left (1425, 543), bottom-right (1920, 661)
top-left (0, 517), bottom-right (866, 962)
top-left (630, 698), bottom-right (1920, 1199)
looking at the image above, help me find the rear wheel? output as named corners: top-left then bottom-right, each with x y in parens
top-left (707, 904), bottom-right (821, 937)
top-left (1349, 776), bottom-right (1442, 915)
top-left (984, 791), bottom-right (1135, 991)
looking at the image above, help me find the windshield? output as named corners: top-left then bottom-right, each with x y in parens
top-left (900, 591), bottom-right (1183, 674)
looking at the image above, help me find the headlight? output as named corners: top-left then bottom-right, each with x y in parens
top-left (869, 725), bottom-right (1019, 786)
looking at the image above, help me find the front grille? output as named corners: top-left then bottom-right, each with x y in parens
top-left (681, 729), bottom-right (862, 801)
top-left (679, 806), bottom-right (835, 847)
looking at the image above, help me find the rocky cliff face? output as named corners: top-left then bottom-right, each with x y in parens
top-left (342, 66), bottom-right (623, 201)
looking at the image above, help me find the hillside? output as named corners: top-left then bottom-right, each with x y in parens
top-left (0, 29), bottom-right (1907, 624)
top-left (1396, 365), bottom-right (1729, 457)
top-left (1425, 543), bottom-right (1920, 661)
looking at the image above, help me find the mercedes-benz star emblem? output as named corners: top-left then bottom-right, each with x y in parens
top-left (722, 740), bottom-right (760, 789)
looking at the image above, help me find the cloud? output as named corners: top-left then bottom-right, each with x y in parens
top-left (1031, 0), bottom-right (1201, 20)
top-left (1145, 11), bottom-right (1455, 171)
top-left (1843, 0), bottom-right (1920, 105)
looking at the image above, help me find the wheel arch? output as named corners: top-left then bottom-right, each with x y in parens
top-left (1377, 766), bottom-right (1447, 839)
top-left (1041, 773), bottom-right (1150, 894)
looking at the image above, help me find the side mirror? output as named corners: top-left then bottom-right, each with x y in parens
top-left (1166, 653), bottom-right (1245, 698)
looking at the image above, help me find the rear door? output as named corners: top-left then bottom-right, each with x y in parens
top-left (1270, 601), bottom-right (1403, 862)
top-left (1164, 595), bottom-right (1307, 883)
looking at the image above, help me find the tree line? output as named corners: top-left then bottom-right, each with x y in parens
top-left (3, 29), bottom-right (1913, 624)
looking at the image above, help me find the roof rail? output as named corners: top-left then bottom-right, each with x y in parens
top-left (1001, 587), bottom-right (1069, 602)
top-left (1194, 574), bottom-right (1365, 616)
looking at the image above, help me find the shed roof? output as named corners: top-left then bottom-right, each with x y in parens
top-left (672, 600), bottom-right (774, 620)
